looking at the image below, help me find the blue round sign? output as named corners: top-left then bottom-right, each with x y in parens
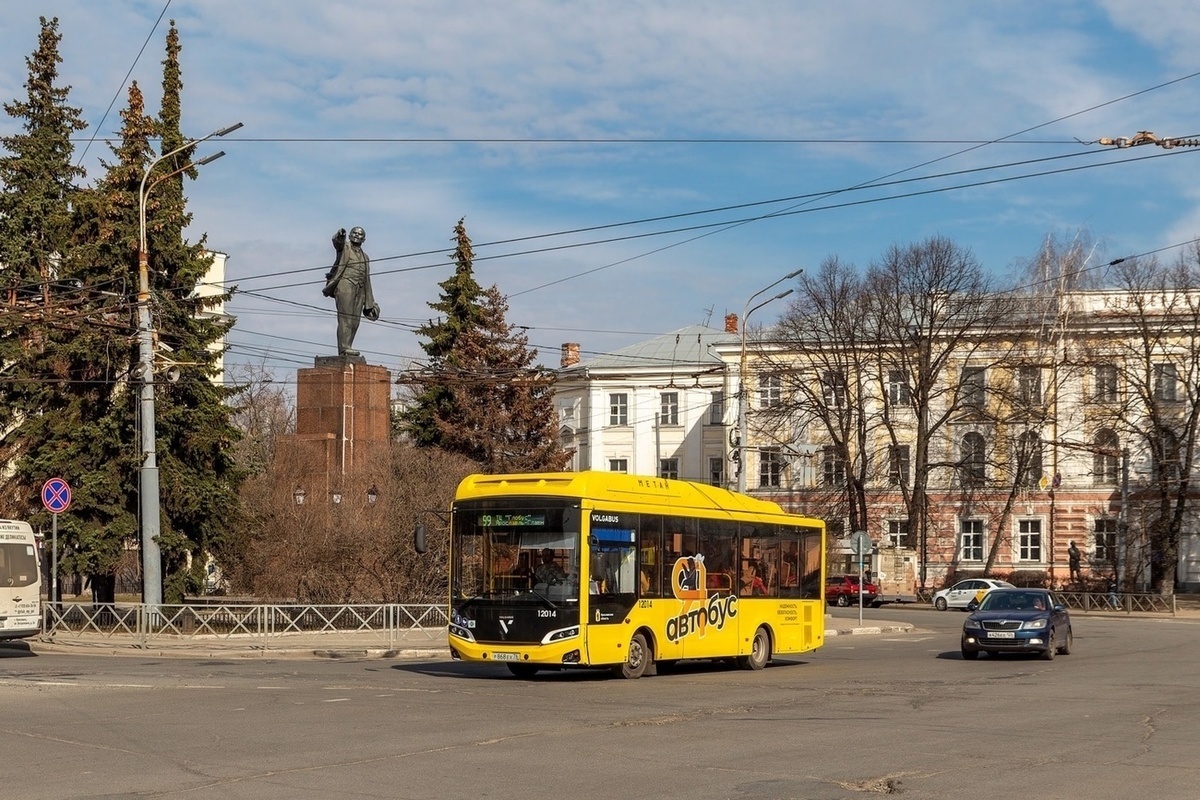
top-left (41, 477), bottom-right (72, 513)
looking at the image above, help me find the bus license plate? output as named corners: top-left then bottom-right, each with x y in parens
top-left (492, 652), bottom-right (519, 661)
top-left (988, 631), bottom-right (1015, 639)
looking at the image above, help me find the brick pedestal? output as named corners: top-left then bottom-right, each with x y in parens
top-left (294, 357), bottom-right (392, 475)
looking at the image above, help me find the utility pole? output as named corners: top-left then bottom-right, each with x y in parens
top-left (1119, 447), bottom-right (1129, 590)
top-left (136, 122), bottom-right (241, 606)
top-left (736, 269), bottom-right (802, 494)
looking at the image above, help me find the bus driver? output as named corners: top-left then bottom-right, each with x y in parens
top-left (533, 548), bottom-right (566, 586)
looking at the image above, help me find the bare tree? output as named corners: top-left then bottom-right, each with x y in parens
top-left (229, 442), bottom-right (475, 602)
top-left (1084, 253), bottom-right (1200, 595)
top-left (863, 236), bottom-right (1017, 589)
top-left (227, 360), bottom-right (294, 476)
top-left (766, 256), bottom-right (873, 536)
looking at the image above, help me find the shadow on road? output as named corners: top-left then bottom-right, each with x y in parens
top-left (0, 641), bottom-right (37, 659)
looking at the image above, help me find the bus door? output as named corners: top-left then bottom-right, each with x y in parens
top-left (583, 512), bottom-right (640, 665)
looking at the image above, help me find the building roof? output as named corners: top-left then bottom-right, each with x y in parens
top-left (561, 324), bottom-right (735, 375)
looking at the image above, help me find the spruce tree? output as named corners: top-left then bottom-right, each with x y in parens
top-left (403, 218), bottom-right (567, 472)
top-left (0, 17), bottom-right (122, 583)
top-left (401, 218), bottom-right (485, 447)
top-left (59, 81), bottom-right (163, 596)
top-left (437, 286), bottom-right (569, 472)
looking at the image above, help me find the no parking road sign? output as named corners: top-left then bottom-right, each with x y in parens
top-left (41, 477), bottom-right (72, 514)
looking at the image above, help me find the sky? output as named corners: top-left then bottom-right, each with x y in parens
top-left (3, 2), bottom-right (1200, 391)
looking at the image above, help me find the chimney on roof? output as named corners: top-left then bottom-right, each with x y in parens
top-left (560, 342), bottom-right (580, 368)
top-left (725, 313), bottom-right (738, 334)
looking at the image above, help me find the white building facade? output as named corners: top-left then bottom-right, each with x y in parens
top-left (553, 296), bottom-right (1200, 594)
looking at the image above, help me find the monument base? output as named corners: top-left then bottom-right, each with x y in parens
top-left (314, 354), bottom-right (367, 368)
top-left (295, 359), bottom-right (391, 474)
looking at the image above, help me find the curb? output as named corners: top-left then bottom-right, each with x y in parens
top-left (825, 624), bottom-right (914, 637)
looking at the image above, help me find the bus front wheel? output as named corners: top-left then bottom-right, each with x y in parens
top-left (614, 632), bottom-right (652, 679)
top-left (737, 627), bottom-right (771, 671)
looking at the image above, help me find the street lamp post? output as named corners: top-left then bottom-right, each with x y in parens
top-left (736, 269), bottom-right (803, 494)
top-left (136, 122), bottom-right (241, 606)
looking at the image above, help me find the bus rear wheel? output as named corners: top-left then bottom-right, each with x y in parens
top-left (737, 626), bottom-right (771, 671)
top-left (613, 632), bottom-right (651, 679)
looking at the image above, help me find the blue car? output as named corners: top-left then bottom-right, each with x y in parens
top-left (961, 588), bottom-right (1073, 660)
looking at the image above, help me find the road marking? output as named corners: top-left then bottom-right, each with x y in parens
top-left (323, 698), bottom-right (349, 703)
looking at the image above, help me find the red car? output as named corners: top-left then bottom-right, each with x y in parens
top-left (825, 574), bottom-right (880, 607)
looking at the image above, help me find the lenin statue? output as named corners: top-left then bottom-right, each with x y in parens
top-left (322, 226), bottom-right (380, 356)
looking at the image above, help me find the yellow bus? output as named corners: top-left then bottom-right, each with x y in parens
top-left (446, 471), bottom-right (825, 678)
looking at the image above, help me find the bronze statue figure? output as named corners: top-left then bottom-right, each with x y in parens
top-left (323, 226), bottom-right (380, 356)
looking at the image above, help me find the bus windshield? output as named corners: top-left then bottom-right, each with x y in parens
top-left (452, 498), bottom-right (581, 603)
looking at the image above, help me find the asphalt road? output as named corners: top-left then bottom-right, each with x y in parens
top-left (3, 609), bottom-right (1198, 800)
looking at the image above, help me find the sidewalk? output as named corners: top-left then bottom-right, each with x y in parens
top-left (22, 617), bottom-right (916, 661)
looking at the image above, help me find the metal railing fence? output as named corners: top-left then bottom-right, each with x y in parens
top-left (915, 589), bottom-right (1175, 614)
top-left (42, 603), bottom-right (448, 650)
top-left (1057, 591), bottom-right (1176, 615)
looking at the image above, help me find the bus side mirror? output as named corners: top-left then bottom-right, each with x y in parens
top-left (414, 524), bottom-right (427, 554)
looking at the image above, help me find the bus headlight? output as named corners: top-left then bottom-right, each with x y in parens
top-left (541, 625), bottom-right (579, 644)
top-left (448, 622), bottom-right (476, 642)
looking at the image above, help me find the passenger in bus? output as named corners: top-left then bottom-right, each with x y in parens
top-left (740, 559), bottom-right (767, 596)
top-left (533, 548), bottom-right (567, 586)
top-left (706, 556), bottom-right (734, 592)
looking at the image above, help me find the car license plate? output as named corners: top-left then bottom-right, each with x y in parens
top-left (492, 652), bottom-right (519, 662)
top-left (987, 631), bottom-right (1015, 639)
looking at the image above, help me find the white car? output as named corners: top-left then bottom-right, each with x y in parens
top-left (932, 578), bottom-right (1014, 611)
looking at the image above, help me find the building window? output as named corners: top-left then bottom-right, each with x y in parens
top-left (1017, 430), bottom-right (1043, 488)
top-left (1093, 364), bottom-right (1118, 403)
top-left (888, 444), bottom-right (910, 487)
top-left (1093, 429), bottom-right (1120, 485)
top-left (1094, 518), bottom-right (1117, 565)
top-left (821, 370), bottom-right (847, 409)
top-left (608, 458), bottom-right (628, 473)
top-left (708, 391), bottom-right (724, 425)
top-left (961, 432), bottom-right (986, 486)
top-left (659, 392), bottom-right (679, 425)
top-left (960, 366), bottom-right (986, 409)
top-left (708, 456), bottom-right (724, 487)
top-left (887, 370), bottom-right (911, 407)
top-left (1158, 427), bottom-right (1182, 483)
top-left (1154, 362), bottom-right (1179, 402)
top-left (760, 447), bottom-right (783, 488)
top-left (758, 374), bottom-right (782, 409)
top-left (886, 520), bottom-right (910, 548)
top-left (959, 519), bottom-right (984, 562)
top-left (659, 457), bottom-right (679, 479)
top-left (822, 445), bottom-right (845, 486)
top-left (1018, 519), bottom-right (1042, 562)
top-left (608, 393), bottom-right (628, 426)
top-left (1018, 366), bottom-right (1042, 407)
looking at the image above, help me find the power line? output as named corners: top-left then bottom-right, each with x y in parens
top-left (73, 135), bottom-right (1087, 145)
top-left (224, 145), bottom-right (1175, 297)
top-left (73, 0), bottom-right (173, 167)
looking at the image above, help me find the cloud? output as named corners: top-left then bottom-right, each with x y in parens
top-left (3, 2), bottom-right (1200, 381)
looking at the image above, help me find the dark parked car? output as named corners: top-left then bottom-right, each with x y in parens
top-left (825, 574), bottom-right (880, 608)
top-left (961, 588), bottom-right (1073, 660)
